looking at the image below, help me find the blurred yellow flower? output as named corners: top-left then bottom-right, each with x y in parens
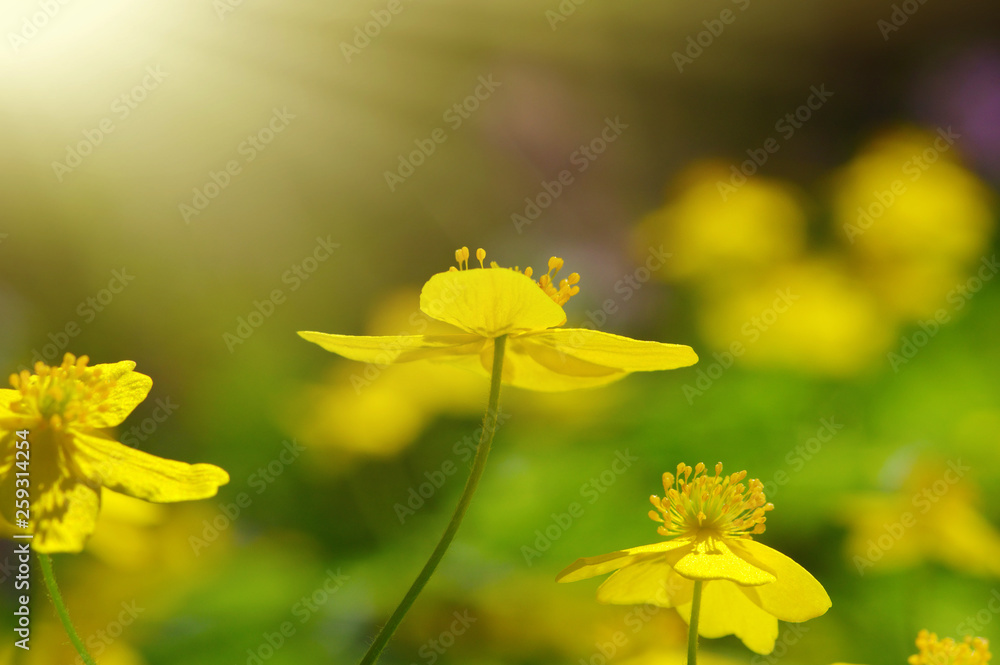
top-left (636, 162), bottom-right (808, 286)
top-left (618, 646), bottom-right (750, 665)
top-left (833, 629), bottom-right (992, 665)
top-left (0, 353), bottom-right (229, 553)
top-left (697, 257), bottom-right (896, 376)
top-left (558, 463), bottom-right (830, 655)
top-left (909, 630), bottom-right (991, 665)
top-left (841, 457), bottom-right (1000, 577)
top-left (636, 127), bottom-right (996, 377)
top-left (299, 247), bottom-right (698, 391)
top-left (287, 288), bottom-right (488, 461)
top-left (832, 127), bottom-right (995, 319)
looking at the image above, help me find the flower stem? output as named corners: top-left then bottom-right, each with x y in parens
top-left (687, 580), bottom-right (703, 665)
top-left (358, 335), bottom-right (507, 665)
top-left (38, 552), bottom-right (97, 665)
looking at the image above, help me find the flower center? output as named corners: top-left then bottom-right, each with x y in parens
top-left (648, 462), bottom-right (773, 540)
top-left (450, 246), bottom-right (580, 306)
top-left (910, 630), bottom-right (991, 665)
top-left (8, 353), bottom-right (115, 430)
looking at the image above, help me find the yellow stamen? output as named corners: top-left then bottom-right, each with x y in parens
top-left (454, 247), bottom-right (470, 271)
top-left (649, 462), bottom-right (773, 541)
top-left (7, 353), bottom-right (117, 430)
top-left (536, 256), bottom-right (579, 306)
top-left (447, 248), bottom-right (581, 306)
top-left (909, 630), bottom-right (991, 665)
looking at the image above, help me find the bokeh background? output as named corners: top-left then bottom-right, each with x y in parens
top-left (2, 0), bottom-right (1000, 663)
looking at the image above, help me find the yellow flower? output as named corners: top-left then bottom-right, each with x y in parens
top-left (634, 162), bottom-right (808, 286)
top-left (298, 248), bottom-right (698, 391)
top-left (833, 630), bottom-right (992, 665)
top-left (840, 457), bottom-right (1000, 577)
top-left (697, 257), bottom-right (896, 376)
top-left (909, 630), bottom-right (991, 665)
top-left (558, 463), bottom-right (831, 655)
top-left (832, 127), bottom-right (995, 319)
top-left (0, 353), bottom-right (229, 553)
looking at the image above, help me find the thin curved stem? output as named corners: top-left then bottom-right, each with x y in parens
top-left (38, 552), bottom-right (97, 665)
top-left (359, 335), bottom-right (507, 665)
top-left (687, 580), bottom-right (703, 665)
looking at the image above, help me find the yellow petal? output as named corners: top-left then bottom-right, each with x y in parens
top-left (0, 389), bottom-right (30, 433)
top-left (0, 429), bottom-right (15, 478)
top-left (733, 539), bottom-right (832, 621)
top-left (488, 337), bottom-right (627, 391)
top-left (420, 269), bottom-right (566, 336)
top-left (672, 537), bottom-right (776, 585)
top-left (0, 439), bottom-right (101, 553)
top-left (557, 539), bottom-right (693, 582)
top-left (32, 479), bottom-right (102, 553)
top-left (676, 579), bottom-right (779, 655)
top-left (519, 328), bottom-right (698, 372)
top-left (85, 361), bottom-right (153, 428)
top-left (298, 331), bottom-right (486, 365)
top-left (72, 431), bottom-right (230, 503)
top-left (596, 558), bottom-right (695, 607)
top-left (0, 389), bottom-right (19, 412)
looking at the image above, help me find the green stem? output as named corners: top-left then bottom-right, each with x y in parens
top-left (687, 580), bottom-right (703, 665)
top-left (38, 552), bottom-right (97, 665)
top-left (359, 335), bottom-right (507, 665)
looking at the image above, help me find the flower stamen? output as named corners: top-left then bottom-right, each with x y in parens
top-left (447, 247), bottom-right (581, 306)
top-left (909, 630), bottom-right (991, 665)
top-left (648, 462), bottom-right (773, 540)
top-left (8, 353), bottom-right (117, 430)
